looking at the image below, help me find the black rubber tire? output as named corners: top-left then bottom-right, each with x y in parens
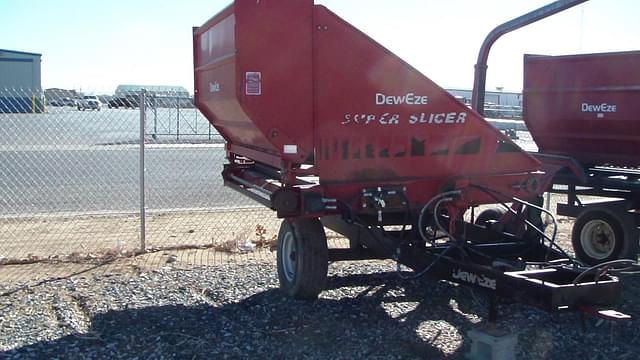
top-left (277, 218), bottom-right (328, 300)
top-left (474, 207), bottom-right (507, 228)
top-left (571, 208), bottom-right (639, 266)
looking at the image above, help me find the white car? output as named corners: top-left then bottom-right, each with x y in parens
top-left (77, 95), bottom-right (102, 111)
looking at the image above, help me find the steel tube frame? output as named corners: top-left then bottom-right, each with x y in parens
top-left (471, 0), bottom-right (588, 115)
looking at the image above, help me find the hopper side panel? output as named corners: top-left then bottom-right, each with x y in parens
top-left (194, 7), bottom-right (277, 155)
top-left (313, 6), bottom-right (540, 184)
top-left (234, 0), bottom-right (315, 163)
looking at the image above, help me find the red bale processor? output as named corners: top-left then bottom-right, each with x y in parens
top-left (193, 1), bottom-right (633, 317)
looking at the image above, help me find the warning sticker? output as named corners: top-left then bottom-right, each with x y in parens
top-left (245, 72), bottom-right (262, 96)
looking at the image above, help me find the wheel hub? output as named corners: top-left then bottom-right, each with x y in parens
top-left (581, 220), bottom-right (615, 260)
top-left (281, 232), bottom-right (297, 282)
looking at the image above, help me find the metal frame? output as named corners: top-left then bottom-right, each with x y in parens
top-left (549, 166), bottom-right (640, 220)
top-left (222, 157), bottom-right (625, 315)
top-left (321, 211), bottom-right (623, 314)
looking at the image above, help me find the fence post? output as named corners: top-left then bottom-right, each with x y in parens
top-left (139, 90), bottom-right (147, 252)
top-left (153, 93), bottom-right (158, 140)
top-left (194, 98), bottom-right (198, 134)
top-left (176, 95), bottom-right (180, 141)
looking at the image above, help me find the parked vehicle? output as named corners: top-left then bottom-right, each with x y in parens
top-left (49, 97), bottom-right (77, 107)
top-left (77, 95), bottom-right (101, 111)
top-left (107, 97), bottom-right (138, 109)
top-left (61, 97), bottom-right (77, 107)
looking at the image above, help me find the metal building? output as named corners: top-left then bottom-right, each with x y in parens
top-left (115, 84), bottom-right (189, 98)
top-left (115, 84), bottom-right (192, 108)
top-left (0, 49), bottom-right (44, 113)
top-left (446, 88), bottom-right (523, 107)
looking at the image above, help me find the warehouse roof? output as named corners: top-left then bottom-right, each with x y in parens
top-left (0, 49), bottom-right (42, 57)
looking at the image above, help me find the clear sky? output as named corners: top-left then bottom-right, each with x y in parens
top-left (1, 0), bottom-right (638, 94)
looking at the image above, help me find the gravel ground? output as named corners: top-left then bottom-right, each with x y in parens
top-left (1, 259), bottom-right (640, 359)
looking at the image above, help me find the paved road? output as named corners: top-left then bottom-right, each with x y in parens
top-left (6, 147), bottom-right (259, 217)
top-left (0, 106), bottom-right (218, 149)
top-left (0, 108), bottom-right (251, 216)
top-left (0, 145), bottom-right (255, 216)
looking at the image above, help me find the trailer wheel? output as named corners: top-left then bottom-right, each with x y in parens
top-left (277, 218), bottom-right (328, 300)
top-left (474, 207), bottom-right (506, 228)
top-left (474, 207), bottom-right (527, 237)
top-left (572, 209), bottom-right (639, 266)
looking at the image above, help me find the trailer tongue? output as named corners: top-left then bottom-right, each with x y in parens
top-left (193, 1), bottom-right (630, 317)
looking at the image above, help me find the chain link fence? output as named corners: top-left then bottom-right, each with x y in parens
top-left (0, 87), bottom-right (284, 284)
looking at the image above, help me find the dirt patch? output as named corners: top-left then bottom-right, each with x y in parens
top-left (0, 208), bottom-right (281, 259)
top-left (0, 208), bottom-right (282, 282)
top-left (0, 194), bottom-right (585, 284)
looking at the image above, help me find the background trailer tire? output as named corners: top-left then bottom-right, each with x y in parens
top-left (571, 208), bottom-right (639, 266)
top-left (474, 207), bottom-right (507, 228)
top-left (277, 218), bottom-right (328, 300)
top-left (473, 207), bottom-right (526, 236)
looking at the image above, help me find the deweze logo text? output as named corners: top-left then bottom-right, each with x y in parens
top-left (376, 93), bottom-right (428, 106)
top-left (451, 268), bottom-right (496, 290)
top-left (581, 102), bottom-right (616, 113)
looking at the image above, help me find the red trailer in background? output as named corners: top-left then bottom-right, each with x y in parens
top-left (193, 1), bottom-right (630, 318)
top-left (524, 51), bottom-right (640, 167)
top-left (523, 51), bottom-right (640, 266)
